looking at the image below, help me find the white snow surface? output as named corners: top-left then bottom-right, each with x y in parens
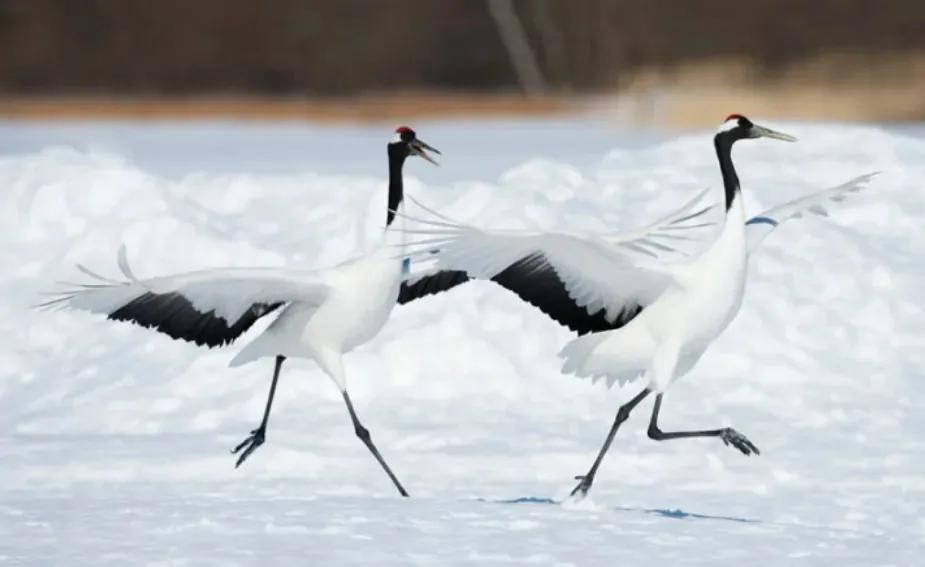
top-left (2, 118), bottom-right (924, 565)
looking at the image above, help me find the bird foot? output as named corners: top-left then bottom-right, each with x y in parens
top-left (719, 428), bottom-right (760, 456)
top-left (231, 426), bottom-right (266, 468)
top-left (570, 474), bottom-right (594, 498)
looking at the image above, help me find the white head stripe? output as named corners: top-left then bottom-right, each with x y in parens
top-left (392, 132), bottom-right (403, 143)
top-left (717, 119), bottom-right (740, 134)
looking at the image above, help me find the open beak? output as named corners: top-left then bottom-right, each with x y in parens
top-left (754, 124), bottom-right (798, 142)
top-left (411, 139), bottom-right (441, 165)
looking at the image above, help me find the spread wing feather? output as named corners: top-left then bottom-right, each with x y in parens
top-left (746, 173), bottom-right (877, 253)
top-left (38, 246), bottom-right (328, 348)
top-left (400, 197), bottom-right (700, 332)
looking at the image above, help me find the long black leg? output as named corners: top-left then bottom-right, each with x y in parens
top-left (571, 388), bottom-right (651, 497)
top-left (342, 390), bottom-right (409, 497)
top-left (232, 355), bottom-right (285, 468)
top-left (647, 393), bottom-right (760, 456)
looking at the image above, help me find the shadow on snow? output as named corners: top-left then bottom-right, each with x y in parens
top-left (483, 497), bottom-right (759, 524)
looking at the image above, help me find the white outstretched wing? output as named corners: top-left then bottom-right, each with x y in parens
top-left (39, 246), bottom-right (329, 347)
top-left (401, 197), bottom-right (700, 334)
top-left (746, 173), bottom-right (877, 253)
top-left (603, 187), bottom-right (717, 257)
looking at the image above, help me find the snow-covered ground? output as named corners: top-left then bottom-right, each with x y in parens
top-left (2, 118), bottom-right (923, 565)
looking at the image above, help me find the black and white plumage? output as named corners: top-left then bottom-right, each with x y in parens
top-left (412, 173), bottom-right (877, 346)
top-left (49, 253), bottom-right (312, 350)
top-left (406, 171), bottom-right (875, 342)
top-left (397, 268), bottom-right (469, 305)
top-left (402, 186), bottom-right (718, 336)
top-left (40, 126), bottom-right (450, 497)
top-left (405, 115), bottom-right (874, 497)
top-left (109, 293), bottom-right (281, 348)
top-left (402, 179), bottom-right (747, 341)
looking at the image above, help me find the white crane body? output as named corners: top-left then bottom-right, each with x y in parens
top-left (41, 126), bottom-right (453, 497)
top-left (563, 192), bottom-right (748, 392)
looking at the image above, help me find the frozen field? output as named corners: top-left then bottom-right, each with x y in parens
top-left (1, 118), bottom-right (923, 565)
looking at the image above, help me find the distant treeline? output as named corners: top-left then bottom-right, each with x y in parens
top-left (0, 0), bottom-right (922, 95)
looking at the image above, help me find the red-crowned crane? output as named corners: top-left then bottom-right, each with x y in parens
top-left (41, 127), bottom-right (468, 497)
top-left (404, 115), bottom-right (873, 497)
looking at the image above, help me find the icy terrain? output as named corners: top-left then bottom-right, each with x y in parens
top-left (2, 118), bottom-right (923, 565)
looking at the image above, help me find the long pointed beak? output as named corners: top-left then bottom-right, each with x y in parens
top-left (411, 139), bottom-right (441, 166)
top-left (754, 124), bottom-right (798, 142)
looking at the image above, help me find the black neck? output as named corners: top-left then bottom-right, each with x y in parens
top-left (714, 133), bottom-right (740, 212)
top-left (386, 148), bottom-right (406, 226)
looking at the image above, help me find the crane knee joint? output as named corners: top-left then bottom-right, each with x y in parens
top-left (354, 424), bottom-right (371, 442)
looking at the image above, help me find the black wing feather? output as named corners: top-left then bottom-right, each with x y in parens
top-left (108, 291), bottom-right (283, 348)
top-left (397, 270), bottom-right (470, 305)
top-left (490, 253), bottom-right (643, 336)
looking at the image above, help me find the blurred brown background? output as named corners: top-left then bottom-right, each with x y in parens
top-left (1, 0), bottom-right (923, 125)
